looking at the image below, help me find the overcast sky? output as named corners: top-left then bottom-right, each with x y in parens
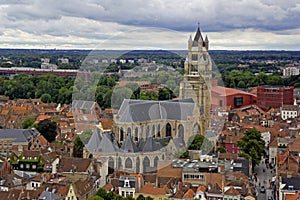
top-left (0, 0), bottom-right (300, 50)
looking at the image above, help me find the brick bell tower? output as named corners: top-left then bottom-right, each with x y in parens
top-left (179, 25), bottom-right (212, 134)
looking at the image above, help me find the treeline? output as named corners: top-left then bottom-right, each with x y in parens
top-left (0, 74), bottom-right (74, 104)
top-left (0, 72), bottom-right (177, 109)
top-left (222, 70), bottom-right (300, 88)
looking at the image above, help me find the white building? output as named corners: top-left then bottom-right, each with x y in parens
top-left (58, 58), bottom-right (69, 64)
top-left (280, 105), bottom-right (300, 120)
top-left (118, 176), bottom-right (136, 198)
top-left (283, 66), bottom-right (299, 77)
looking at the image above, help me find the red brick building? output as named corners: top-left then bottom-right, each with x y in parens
top-left (257, 86), bottom-right (294, 111)
top-left (211, 80), bottom-right (257, 109)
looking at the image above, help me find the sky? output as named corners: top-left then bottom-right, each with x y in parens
top-left (0, 0), bottom-right (300, 50)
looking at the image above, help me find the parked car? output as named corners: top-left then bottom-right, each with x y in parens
top-left (260, 186), bottom-right (266, 193)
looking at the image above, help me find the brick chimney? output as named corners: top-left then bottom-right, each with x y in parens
top-left (178, 182), bottom-right (183, 191)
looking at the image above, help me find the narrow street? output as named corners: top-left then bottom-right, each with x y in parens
top-left (254, 158), bottom-right (276, 200)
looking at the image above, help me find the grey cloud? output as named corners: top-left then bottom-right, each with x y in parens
top-left (1, 0), bottom-right (300, 32)
top-left (1, 0), bottom-right (300, 49)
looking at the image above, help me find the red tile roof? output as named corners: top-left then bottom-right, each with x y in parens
top-left (224, 186), bottom-right (240, 196)
top-left (138, 182), bottom-right (167, 195)
top-left (196, 185), bottom-right (206, 193)
top-left (37, 135), bottom-right (48, 145)
top-left (183, 188), bottom-right (195, 199)
top-left (288, 139), bottom-right (300, 152)
top-left (286, 192), bottom-right (300, 200)
top-left (157, 162), bottom-right (182, 178)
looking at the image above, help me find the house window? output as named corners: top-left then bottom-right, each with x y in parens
top-left (31, 182), bottom-right (34, 187)
top-left (234, 96), bottom-right (243, 107)
top-left (219, 100), bottom-right (223, 107)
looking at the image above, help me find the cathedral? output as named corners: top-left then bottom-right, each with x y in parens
top-left (84, 25), bottom-right (212, 176)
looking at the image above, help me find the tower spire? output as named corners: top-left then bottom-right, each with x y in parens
top-left (194, 23), bottom-right (203, 42)
top-left (205, 35), bottom-right (209, 43)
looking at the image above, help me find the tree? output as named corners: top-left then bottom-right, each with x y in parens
top-left (41, 93), bottom-right (52, 103)
top-left (123, 195), bottom-right (135, 200)
top-left (88, 196), bottom-right (104, 200)
top-left (37, 119), bottom-right (57, 143)
top-left (237, 128), bottom-right (265, 170)
top-left (22, 116), bottom-right (35, 129)
top-left (74, 136), bottom-right (84, 158)
top-left (180, 134), bottom-right (213, 158)
top-left (158, 87), bottom-right (174, 100)
top-left (237, 80), bottom-right (246, 88)
top-left (216, 146), bottom-right (227, 153)
top-left (136, 195), bottom-right (146, 200)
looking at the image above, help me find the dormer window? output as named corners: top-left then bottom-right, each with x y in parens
top-left (124, 180), bottom-right (130, 187)
top-left (288, 185), bottom-right (294, 190)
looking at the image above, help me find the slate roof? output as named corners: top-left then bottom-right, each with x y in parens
top-left (233, 159), bottom-right (251, 177)
top-left (86, 130), bottom-right (120, 153)
top-left (117, 99), bottom-right (195, 123)
top-left (38, 191), bottom-right (61, 200)
top-left (72, 100), bottom-right (96, 111)
top-left (282, 177), bottom-right (300, 190)
top-left (172, 137), bottom-right (185, 150)
top-left (139, 136), bottom-right (162, 152)
top-left (0, 128), bottom-right (39, 143)
top-left (121, 135), bottom-right (138, 153)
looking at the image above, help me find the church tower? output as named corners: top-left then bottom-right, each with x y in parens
top-left (179, 25), bottom-right (212, 134)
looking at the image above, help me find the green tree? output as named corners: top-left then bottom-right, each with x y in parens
top-left (237, 128), bottom-right (265, 170)
top-left (158, 87), bottom-right (174, 100)
top-left (123, 195), bottom-right (135, 200)
top-left (88, 195), bottom-right (104, 200)
top-left (22, 116), bottom-right (35, 129)
top-left (216, 146), bottom-right (227, 153)
top-left (74, 136), bottom-right (84, 158)
top-left (180, 134), bottom-right (213, 158)
top-left (37, 119), bottom-right (57, 143)
top-left (136, 195), bottom-right (146, 200)
top-left (41, 93), bottom-right (52, 103)
top-left (237, 80), bottom-right (246, 88)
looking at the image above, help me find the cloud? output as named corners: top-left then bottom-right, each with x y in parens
top-left (0, 0), bottom-right (300, 49)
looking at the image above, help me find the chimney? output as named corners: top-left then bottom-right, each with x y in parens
top-left (178, 182), bottom-right (183, 191)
